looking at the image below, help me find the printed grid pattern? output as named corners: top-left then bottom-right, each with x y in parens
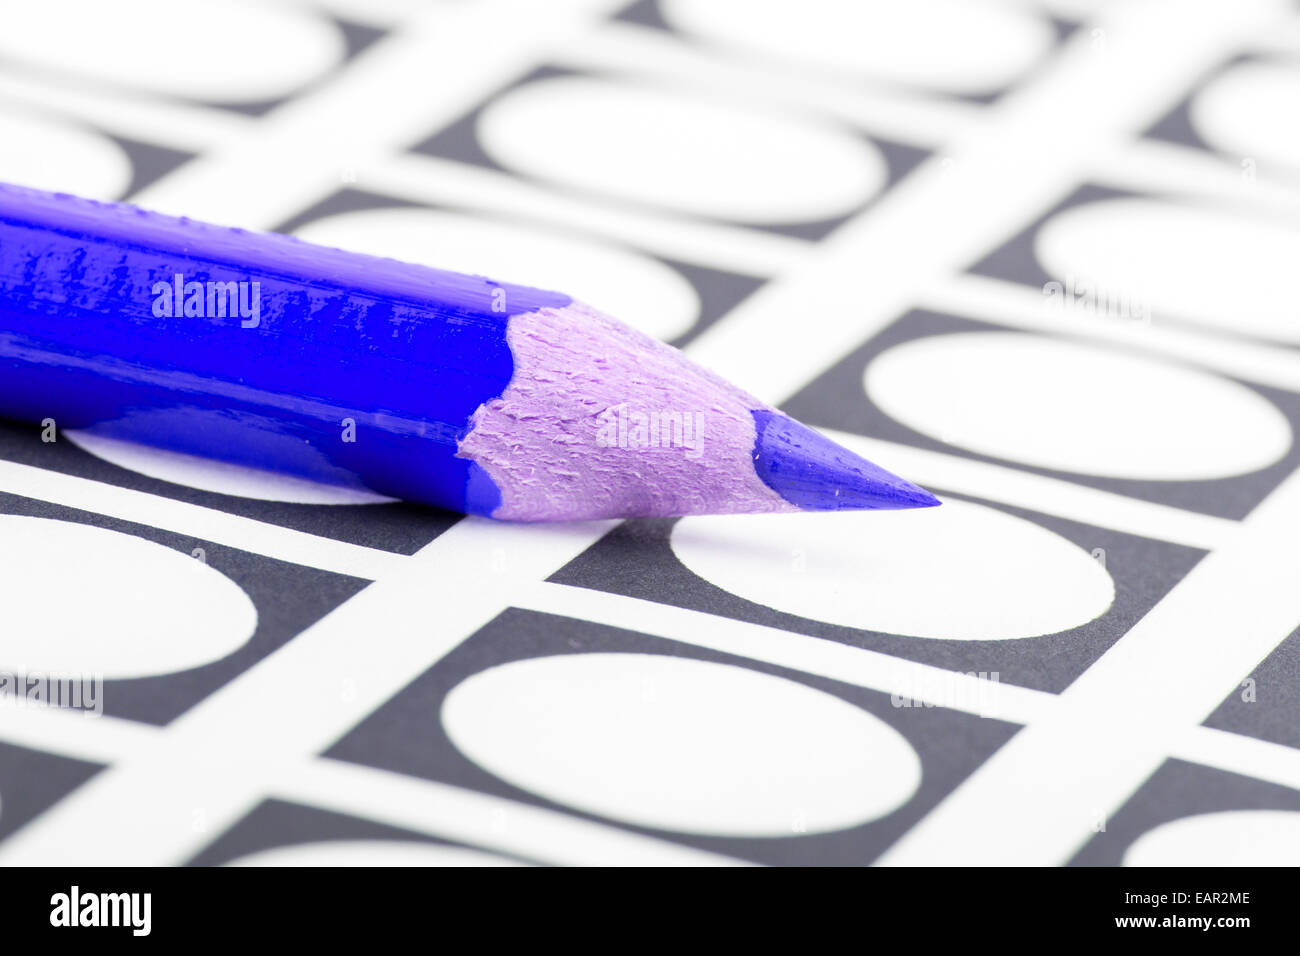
top-left (0, 0), bottom-right (1299, 865)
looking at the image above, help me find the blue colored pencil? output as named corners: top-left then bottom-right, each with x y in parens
top-left (0, 183), bottom-right (938, 521)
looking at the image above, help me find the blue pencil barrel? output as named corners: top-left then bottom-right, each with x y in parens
top-left (0, 184), bottom-right (568, 514)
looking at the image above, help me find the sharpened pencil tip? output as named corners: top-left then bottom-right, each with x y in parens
top-left (751, 409), bottom-right (941, 512)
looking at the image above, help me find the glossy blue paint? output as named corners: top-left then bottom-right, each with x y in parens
top-left (0, 183), bottom-right (571, 514)
top-left (750, 409), bottom-right (941, 511)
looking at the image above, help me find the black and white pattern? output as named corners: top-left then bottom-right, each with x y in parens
top-left (1, 0), bottom-right (1299, 866)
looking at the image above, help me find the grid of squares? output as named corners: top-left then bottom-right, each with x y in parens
top-left (0, 0), bottom-right (1299, 866)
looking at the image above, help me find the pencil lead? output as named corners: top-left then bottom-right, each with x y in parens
top-left (750, 409), bottom-right (940, 512)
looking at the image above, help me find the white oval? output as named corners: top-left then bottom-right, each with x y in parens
top-left (0, 516), bottom-right (256, 678)
top-left (673, 493), bottom-right (1113, 640)
top-left (477, 76), bottom-right (887, 223)
top-left (443, 653), bottom-right (920, 836)
top-left (1124, 811), bottom-right (1300, 866)
top-left (0, 109), bottom-right (132, 200)
top-left (0, 0), bottom-right (345, 103)
top-left (662, 0), bottom-right (1055, 95)
top-left (228, 841), bottom-right (523, 867)
top-left (1036, 197), bottom-right (1300, 344)
top-left (295, 207), bottom-right (700, 342)
top-left (1191, 60), bottom-right (1300, 174)
top-left (865, 332), bottom-right (1291, 480)
top-left (65, 431), bottom-right (395, 505)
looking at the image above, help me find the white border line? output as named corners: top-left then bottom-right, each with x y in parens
top-left (924, 273), bottom-right (1300, 395)
top-left (0, 459), bottom-right (405, 580)
top-left (880, 464), bottom-right (1300, 865)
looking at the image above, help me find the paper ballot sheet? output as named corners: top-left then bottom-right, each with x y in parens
top-left (1, 0), bottom-right (1299, 866)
